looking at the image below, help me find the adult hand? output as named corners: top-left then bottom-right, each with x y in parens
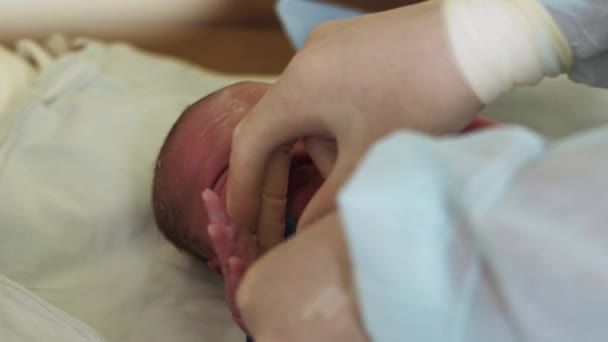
top-left (228, 0), bottom-right (483, 251)
top-left (236, 211), bottom-right (369, 341)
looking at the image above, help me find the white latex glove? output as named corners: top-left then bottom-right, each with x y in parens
top-left (228, 1), bottom-right (484, 248)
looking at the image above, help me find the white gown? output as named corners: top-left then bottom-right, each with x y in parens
top-left (339, 126), bottom-right (608, 342)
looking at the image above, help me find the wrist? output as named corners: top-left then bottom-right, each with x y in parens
top-left (442, 0), bottom-right (572, 104)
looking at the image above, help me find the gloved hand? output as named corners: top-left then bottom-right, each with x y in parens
top-left (542, 0), bottom-right (608, 87)
top-left (276, 0), bottom-right (364, 50)
top-left (227, 1), bottom-right (485, 244)
top-left (228, 0), bottom-right (598, 250)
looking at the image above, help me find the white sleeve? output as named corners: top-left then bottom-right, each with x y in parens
top-left (338, 126), bottom-right (608, 342)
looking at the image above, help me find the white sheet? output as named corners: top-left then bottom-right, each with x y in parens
top-left (0, 45), bottom-right (35, 114)
top-left (1, 274), bottom-right (105, 341)
top-left (0, 39), bottom-right (273, 341)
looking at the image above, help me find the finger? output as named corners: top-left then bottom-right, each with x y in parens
top-left (203, 189), bottom-right (239, 246)
top-left (225, 257), bottom-right (244, 297)
top-left (202, 189), bottom-right (229, 226)
top-left (256, 148), bottom-right (291, 252)
top-left (228, 257), bottom-right (246, 288)
top-left (297, 152), bottom-right (358, 229)
top-left (208, 224), bottom-right (234, 275)
top-left (304, 137), bottom-right (337, 179)
top-left (224, 256), bottom-right (249, 333)
top-left (226, 76), bottom-right (329, 237)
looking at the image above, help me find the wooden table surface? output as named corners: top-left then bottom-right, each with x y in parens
top-left (135, 27), bottom-right (296, 75)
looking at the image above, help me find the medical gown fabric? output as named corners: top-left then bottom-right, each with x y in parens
top-left (0, 40), bottom-right (272, 341)
top-left (339, 113), bottom-right (608, 341)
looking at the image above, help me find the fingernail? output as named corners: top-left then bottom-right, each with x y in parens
top-left (228, 257), bottom-right (243, 274)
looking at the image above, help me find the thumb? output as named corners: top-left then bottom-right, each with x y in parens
top-left (304, 136), bottom-right (337, 179)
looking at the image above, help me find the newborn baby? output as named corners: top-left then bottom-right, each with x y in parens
top-left (152, 82), bottom-right (324, 331)
top-left (152, 81), bottom-right (497, 331)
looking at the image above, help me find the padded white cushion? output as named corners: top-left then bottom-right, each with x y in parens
top-left (0, 40), bottom-right (271, 341)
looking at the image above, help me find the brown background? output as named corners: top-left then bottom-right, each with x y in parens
top-left (142, 0), bottom-right (417, 73)
top-left (0, 0), bottom-right (417, 74)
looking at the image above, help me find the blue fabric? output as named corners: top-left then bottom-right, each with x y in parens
top-left (276, 0), bottom-right (364, 50)
top-left (338, 128), bottom-right (545, 342)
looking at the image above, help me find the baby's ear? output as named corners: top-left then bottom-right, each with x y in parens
top-left (207, 257), bottom-right (222, 275)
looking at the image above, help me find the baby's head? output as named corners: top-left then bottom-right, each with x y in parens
top-left (152, 82), bottom-right (270, 261)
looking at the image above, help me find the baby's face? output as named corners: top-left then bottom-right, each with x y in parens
top-left (158, 82), bottom-right (268, 257)
top-left (158, 81), bottom-right (322, 258)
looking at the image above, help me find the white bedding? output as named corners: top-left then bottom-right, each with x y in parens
top-left (0, 38), bottom-right (607, 342)
top-left (482, 76), bottom-right (608, 140)
top-left (0, 39), bottom-right (273, 341)
top-left (1, 274), bottom-right (104, 341)
top-left (0, 45), bottom-right (35, 114)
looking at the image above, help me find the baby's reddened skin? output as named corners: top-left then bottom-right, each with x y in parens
top-left (152, 81), bottom-right (323, 262)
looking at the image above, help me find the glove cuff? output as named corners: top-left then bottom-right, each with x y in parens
top-left (442, 0), bottom-right (572, 104)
